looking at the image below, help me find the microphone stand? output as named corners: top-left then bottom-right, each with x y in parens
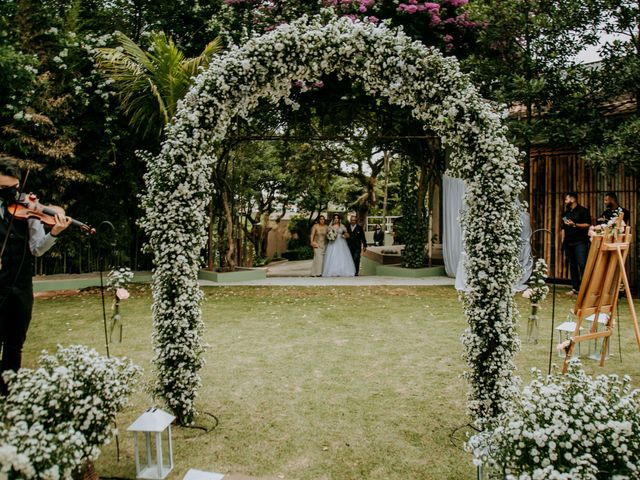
top-left (95, 220), bottom-right (120, 462)
top-left (530, 228), bottom-right (557, 375)
top-left (96, 221), bottom-right (116, 358)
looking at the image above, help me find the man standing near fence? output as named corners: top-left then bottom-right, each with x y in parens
top-left (597, 191), bottom-right (631, 227)
top-left (561, 191), bottom-right (591, 295)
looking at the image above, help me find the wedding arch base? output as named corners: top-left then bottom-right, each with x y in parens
top-left (141, 14), bottom-right (524, 426)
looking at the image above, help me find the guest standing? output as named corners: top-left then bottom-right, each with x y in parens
top-left (309, 215), bottom-right (327, 277)
top-left (596, 191), bottom-right (630, 226)
top-left (561, 191), bottom-right (591, 295)
top-left (373, 224), bottom-right (384, 246)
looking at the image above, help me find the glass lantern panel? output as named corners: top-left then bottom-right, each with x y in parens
top-left (161, 429), bottom-right (173, 469)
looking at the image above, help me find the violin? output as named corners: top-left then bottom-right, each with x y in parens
top-left (7, 193), bottom-right (96, 235)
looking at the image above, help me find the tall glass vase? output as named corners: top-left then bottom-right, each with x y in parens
top-left (526, 303), bottom-right (539, 344)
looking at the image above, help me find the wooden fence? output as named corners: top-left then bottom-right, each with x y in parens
top-left (529, 148), bottom-right (638, 288)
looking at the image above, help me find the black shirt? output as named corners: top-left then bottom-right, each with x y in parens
top-left (598, 206), bottom-right (630, 226)
top-left (561, 204), bottom-right (591, 245)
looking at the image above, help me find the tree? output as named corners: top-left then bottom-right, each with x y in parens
top-left (95, 31), bottom-right (222, 140)
top-left (464, 1), bottom-right (602, 154)
top-left (584, 1), bottom-right (640, 174)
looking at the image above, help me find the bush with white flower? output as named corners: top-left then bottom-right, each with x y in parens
top-left (106, 267), bottom-right (134, 342)
top-left (589, 208), bottom-right (627, 240)
top-left (467, 361), bottom-right (640, 479)
top-left (0, 345), bottom-right (141, 479)
top-left (522, 258), bottom-right (548, 344)
top-left (106, 266), bottom-right (134, 291)
top-left (522, 258), bottom-right (549, 305)
top-left (141, 14), bottom-right (523, 425)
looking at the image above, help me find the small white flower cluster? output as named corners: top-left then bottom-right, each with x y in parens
top-left (141, 14), bottom-right (523, 425)
top-left (326, 228), bottom-right (338, 242)
top-left (590, 208), bottom-right (627, 240)
top-left (106, 267), bottom-right (134, 290)
top-left (522, 258), bottom-right (549, 305)
top-left (0, 345), bottom-right (141, 479)
top-left (467, 361), bottom-right (640, 479)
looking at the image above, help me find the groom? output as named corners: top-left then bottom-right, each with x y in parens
top-left (346, 215), bottom-right (367, 276)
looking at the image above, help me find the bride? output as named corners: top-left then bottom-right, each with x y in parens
top-left (322, 214), bottom-right (356, 277)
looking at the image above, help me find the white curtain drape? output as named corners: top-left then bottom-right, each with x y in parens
top-left (442, 174), bottom-right (465, 277)
top-left (441, 175), bottom-right (534, 291)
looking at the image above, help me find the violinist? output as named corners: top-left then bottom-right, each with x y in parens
top-left (0, 158), bottom-right (72, 394)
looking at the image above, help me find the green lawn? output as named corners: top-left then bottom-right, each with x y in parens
top-left (24, 285), bottom-right (640, 480)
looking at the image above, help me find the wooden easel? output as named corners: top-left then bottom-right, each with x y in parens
top-left (563, 220), bottom-right (640, 373)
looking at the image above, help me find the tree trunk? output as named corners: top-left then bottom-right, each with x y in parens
top-left (222, 188), bottom-right (236, 272)
top-left (207, 200), bottom-right (214, 271)
top-left (382, 150), bottom-right (390, 230)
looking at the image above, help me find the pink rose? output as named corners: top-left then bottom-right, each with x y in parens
top-left (116, 288), bottom-right (130, 300)
top-left (522, 289), bottom-right (533, 299)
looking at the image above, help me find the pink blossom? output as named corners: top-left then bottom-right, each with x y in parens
top-left (359, 4), bottom-right (367, 12)
top-left (522, 288), bottom-right (533, 300)
top-left (444, 0), bottom-right (468, 6)
top-left (116, 288), bottom-right (130, 300)
top-left (367, 15), bottom-right (379, 23)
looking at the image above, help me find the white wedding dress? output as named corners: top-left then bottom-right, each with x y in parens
top-left (322, 225), bottom-right (356, 277)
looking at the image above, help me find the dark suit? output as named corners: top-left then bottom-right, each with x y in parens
top-left (346, 223), bottom-right (367, 275)
top-left (0, 212), bottom-right (34, 394)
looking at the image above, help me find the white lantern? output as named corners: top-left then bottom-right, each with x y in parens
top-left (127, 408), bottom-right (176, 479)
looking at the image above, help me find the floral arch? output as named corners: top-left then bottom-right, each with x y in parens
top-left (141, 15), bottom-right (524, 426)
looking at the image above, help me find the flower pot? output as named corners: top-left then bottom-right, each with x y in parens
top-left (74, 462), bottom-right (99, 480)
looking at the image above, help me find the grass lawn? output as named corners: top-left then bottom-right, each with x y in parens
top-left (24, 285), bottom-right (640, 480)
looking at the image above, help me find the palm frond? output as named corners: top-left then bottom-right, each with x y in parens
top-left (95, 31), bottom-right (222, 139)
top-left (182, 37), bottom-right (223, 79)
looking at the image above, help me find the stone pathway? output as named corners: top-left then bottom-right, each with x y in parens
top-left (200, 276), bottom-right (455, 286)
top-left (199, 260), bottom-right (455, 287)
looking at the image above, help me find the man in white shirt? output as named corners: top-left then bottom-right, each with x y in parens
top-left (0, 159), bottom-right (71, 394)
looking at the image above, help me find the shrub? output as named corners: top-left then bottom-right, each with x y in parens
top-left (467, 361), bottom-right (640, 479)
top-left (287, 215), bottom-right (313, 250)
top-left (0, 345), bottom-right (141, 479)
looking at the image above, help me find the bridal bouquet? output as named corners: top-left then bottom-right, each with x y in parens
top-left (326, 228), bottom-right (337, 242)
